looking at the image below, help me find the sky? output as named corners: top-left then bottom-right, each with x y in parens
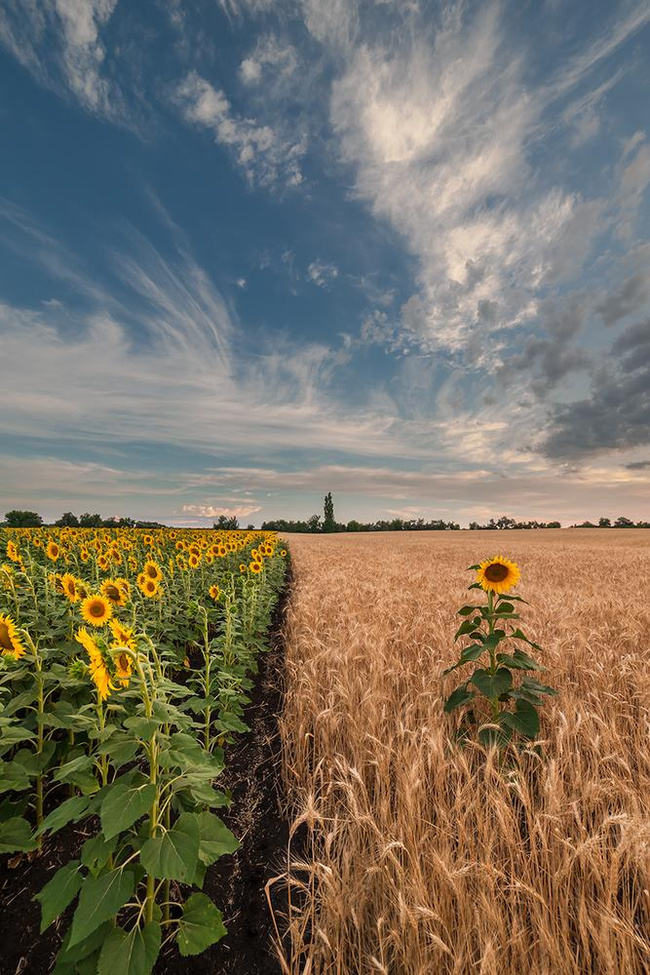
top-left (0, 0), bottom-right (649, 528)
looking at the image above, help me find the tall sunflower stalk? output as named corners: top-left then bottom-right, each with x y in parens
top-left (443, 556), bottom-right (556, 748)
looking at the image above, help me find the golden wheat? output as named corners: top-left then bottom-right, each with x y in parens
top-left (272, 530), bottom-right (650, 975)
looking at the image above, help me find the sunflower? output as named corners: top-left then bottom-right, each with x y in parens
top-left (97, 555), bottom-right (110, 572)
top-left (101, 577), bottom-right (129, 606)
top-left (80, 593), bottom-right (113, 627)
top-left (6, 540), bottom-right (20, 564)
top-left (79, 547), bottom-right (90, 562)
top-left (476, 556), bottom-right (521, 595)
top-left (0, 613), bottom-right (26, 659)
top-left (188, 554), bottom-right (200, 569)
top-left (138, 575), bottom-right (160, 598)
top-left (112, 649), bottom-right (133, 687)
top-left (239, 563), bottom-right (247, 573)
top-left (75, 627), bottom-right (112, 700)
top-left (109, 619), bottom-right (137, 650)
top-left (46, 541), bottom-right (60, 561)
top-left (143, 560), bottom-right (162, 581)
top-left (208, 584), bottom-right (220, 601)
top-left (280, 549), bottom-right (287, 557)
top-left (249, 561), bottom-right (263, 574)
top-left (61, 573), bottom-right (81, 602)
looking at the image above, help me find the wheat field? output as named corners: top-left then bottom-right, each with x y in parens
top-left (271, 530), bottom-right (650, 975)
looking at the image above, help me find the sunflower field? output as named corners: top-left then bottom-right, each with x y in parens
top-left (0, 525), bottom-right (288, 974)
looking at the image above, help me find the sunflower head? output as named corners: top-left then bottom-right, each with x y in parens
top-left (249, 561), bottom-right (263, 575)
top-left (143, 560), bottom-right (162, 581)
top-left (475, 556), bottom-right (521, 594)
top-left (46, 541), bottom-right (60, 561)
top-left (75, 627), bottom-right (112, 700)
top-left (0, 613), bottom-right (26, 659)
top-left (80, 593), bottom-right (113, 627)
top-left (101, 578), bottom-right (129, 606)
top-left (61, 573), bottom-right (80, 602)
top-left (208, 584), bottom-right (220, 601)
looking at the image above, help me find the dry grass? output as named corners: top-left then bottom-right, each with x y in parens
top-left (271, 530), bottom-right (650, 975)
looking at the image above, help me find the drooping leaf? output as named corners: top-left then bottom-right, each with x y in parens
top-left (35, 860), bottom-right (83, 933)
top-left (496, 649), bottom-right (545, 671)
top-left (442, 644), bottom-right (485, 675)
top-left (81, 832), bottom-right (118, 875)
top-left (69, 868), bottom-right (135, 947)
top-left (510, 628), bottom-right (542, 650)
top-left (457, 605), bottom-right (481, 617)
top-left (139, 813), bottom-right (200, 881)
top-left (97, 922), bottom-right (162, 975)
top-left (101, 780), bottom-right (157, 840)
top-left (443, 685), bottom-right (474, 713)
top-left (500, 700), bottom-right (540, 739)
top-left (176, 893), bottom-right (227, 956)
top-left (521, 676), bottom-right (557, 696)
top-left (454, 619), bottom-right (479, 641)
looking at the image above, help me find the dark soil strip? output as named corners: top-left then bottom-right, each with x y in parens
top-left (157, 574), bottom-right (293, 975)
top-left (0, 573), bottom-right (293, 975)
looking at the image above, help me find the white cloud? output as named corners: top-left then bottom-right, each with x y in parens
top-left (318, 2), bottom-right (650, 352)
top-left (0, 0), bottom-right (126, 121)
top-left (307, 260), bottom-right (339, 288)
top-left (176, 71), bottom-right (306, 188)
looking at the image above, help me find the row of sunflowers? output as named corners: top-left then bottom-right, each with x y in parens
top-left (0, 525), bottom-right (288, 974)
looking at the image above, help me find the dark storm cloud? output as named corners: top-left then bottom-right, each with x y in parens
top-left (595, 270), bottom-right (650, 326)
top-left (542, 317), bottom-right (650, 458)
top-left (497, 295), bottom-right (590, 395)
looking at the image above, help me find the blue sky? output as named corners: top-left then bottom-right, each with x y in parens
top-left (1, 0), bottom-right (649, 527)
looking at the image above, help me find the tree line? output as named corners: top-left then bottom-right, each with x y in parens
top-left (3, 503), bottom-right (648, 531)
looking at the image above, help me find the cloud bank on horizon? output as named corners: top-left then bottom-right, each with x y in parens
top-left (0, 0), bottom-right (649, 526)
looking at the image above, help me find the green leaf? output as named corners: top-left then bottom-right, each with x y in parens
top-left (176, 893), bottom-right (227, 956)
top-left (197, 812), bottom-right (239, 865)
top-left (37, 795), bottom-right (91, 836)
top-left (54, 922), bottom-right (113, 973)
top-left (478, 723), bottom-right (512, 748)
top-left (35, 860), bottom-right (83, 933)
top-left (101, 781), bottom-right (157, 841)
top-left (510, 628), bottom-right (542, 650)
top-left (500, 700), bottom-right (540, 739)
top-left (81, 832), bottom-right (118, 876)
top-left (521, 676), bottom-right (557, 696)
top-left (466, 563), bottom-right (481, 571)
top-left (470, 668), bottom-right (513, 700)
top-left (69, 868), bottom-right (135, 947)
top-left (0, 816), bottom-right (36, 854)
top-left (497, 649), bottom-right (545, 671)
top-left (442, 644), bottom-right (484, 675)
top-left (0, 760), bottom-right (31, 794)
top-left (139, 813), bottom-right (200, 881)
top-left (454, 619), bottom-right (479, 641)
top-left (123, 716), bottom-right (160, 739)
top-left (457, 605), bottom-right (480, 616)
top-left (443, 684), bottom-right (474, 713)
top-left (495, 601), bottom-right (514, 613)
top-left (97, 922), bottom-right (161, 975)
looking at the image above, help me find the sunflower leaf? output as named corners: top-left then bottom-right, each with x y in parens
top-left (470, 668), bottom-right (512, 699)
top-left (443, 685), bottom-right (474, 713)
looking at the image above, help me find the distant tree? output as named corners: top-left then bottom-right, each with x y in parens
top-left (55, 511), bottom-right (80, 527)
top-left (4, 509), bottom-right (43, 528)
top-left (614, 515), bottom-right (634, 528)
top-left (213, 515), bottom-right (239, 530)
top-left (79, 512), bottom-right (103, 528)
top-left (306, 514), bottom-right (321, 533)
top-left (346, 519), bottom-right (361, 532)
top-left (468, 521), bottom-right (481, 530)
top-left (598, 517), bottom-right (611, 528)
top-left (546, 521), bottom-right (561, 529)
top-left (389, 518), bottom-right (405, 531)
top-left (323, 492), bottom-right (336, 533)
top-left (246, 524), bottom-right (255, 530)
